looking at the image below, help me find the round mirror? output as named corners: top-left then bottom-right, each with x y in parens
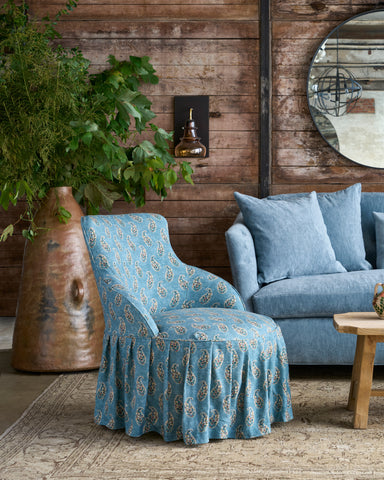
top-left (308, 9), bottom-right (384, 168)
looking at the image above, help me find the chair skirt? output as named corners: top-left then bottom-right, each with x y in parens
top-left (94, 308), bottom-right (293, 445)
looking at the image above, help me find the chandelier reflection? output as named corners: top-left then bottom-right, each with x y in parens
top-left (314, 66), bottom-right (362, 116)
top-left (312, 33), bottom-right (363, 117)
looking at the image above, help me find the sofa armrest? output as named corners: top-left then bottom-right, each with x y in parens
top-left (225, 221), bottom-right (259, 311)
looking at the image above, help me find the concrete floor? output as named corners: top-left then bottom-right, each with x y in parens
top-left (0, 317), bottom-right (59, 435)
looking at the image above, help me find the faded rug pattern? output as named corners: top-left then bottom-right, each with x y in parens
top-left (1, 372), bottom-right (384, 479)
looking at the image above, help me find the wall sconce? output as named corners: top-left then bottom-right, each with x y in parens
top-left (174, 95), bottom-right (209, 158)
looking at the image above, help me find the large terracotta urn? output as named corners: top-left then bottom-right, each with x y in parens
top-left (12, 187), bottom-right (104, 372)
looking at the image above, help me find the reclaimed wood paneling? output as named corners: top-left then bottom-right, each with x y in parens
top-left (270, 0), bottom-right (383, 196)
top-left (31, 2), bottom-right (257, 20)
top-left (0, 0), bottom-right (258, 314)
top-left (4, 0), bottom-right (384, 316)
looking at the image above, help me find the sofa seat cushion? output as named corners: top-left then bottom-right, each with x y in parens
top-left (252, 269), bottom-right (384, 319)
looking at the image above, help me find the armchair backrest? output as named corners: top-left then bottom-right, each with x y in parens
top-left (82, 214), bottom-right (166, 337)
top-left (81, 213), bottom-right (196, 316)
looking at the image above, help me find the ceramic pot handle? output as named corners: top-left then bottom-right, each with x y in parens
top-left (374, 283), bottom-right (384, 297)
top-left (72, 279), bottom-right (84, 304)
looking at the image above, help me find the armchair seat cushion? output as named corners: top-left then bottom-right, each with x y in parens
top-left (153, 307), bottom-right (278, 341)
top-left (252, 270), bottom-right (384, 319)
top-left (95, 308), bottom-right (293, 445)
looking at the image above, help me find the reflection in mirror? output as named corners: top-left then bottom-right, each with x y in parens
top-left (308, 10), bottom-right (384, 168)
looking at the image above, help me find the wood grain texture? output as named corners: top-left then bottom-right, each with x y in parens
top-left (334, 312), bottom-right (384, 336)
top-left (54, 20), bottom-right (258, 39)
top-left (271, 0), bottom-right (380, 196)
top-left (29, 2), bottom-right (258, 20)
top-left (3, 0), bottom-right (382, 316)
top-left (0, 0), bottom-right (258, 315)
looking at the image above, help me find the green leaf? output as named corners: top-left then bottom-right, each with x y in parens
top-left (0, 185), bottom-right (11, 210)
top-left (123, 166), bottom-right (136, 180)
top-left (102, 143), bottom-right (113, 160)
top-left (84, 121), bottom-right (99, 133)
top-left (164, 169), bottom-right (178, 187)
top-left (81, 132), bottom-right (93, 146)
top-left (158, 128), bottom-right (174, 141)
top-left (140, 140), bottom-right (157, 157)
top-left (181, 161), bottom-right (194, 184)
top-left (182, 161), bottom-right (193, 173)
top-left (132, 146), bottom-right (146, 164)
top-left (148, 157), bottom-right (165, 170)
top-left (154, 131), bottom-right (170, 150)
top-left (84, 183), bottom-right (120, 211)
top-left (142, 169), bottom-right (152, 185)
top-left (14, 181), bottom-right (25, 200)
top-left (106, 72), bottom-right (123, 89)
top-left (117, 89), bottom-right (140, 104)
top-left (67, 137), bottom-right (79, 152)
top-left (23, 181), bottom-right (34, 202)
top-left (132, 94), bottom-right (152, 109)
top-left (84, 183), bottom-right (103, 209)
top-left (56, 206), bottom-right (72, 224)
top-left (0, 224), bottom-right (13, 242)
top-left (22, 229), bottom-right (35, 242)
top-left (123, 102), bottom-right (142, 120)
top-left (107, 54), bottom-right (119, 67)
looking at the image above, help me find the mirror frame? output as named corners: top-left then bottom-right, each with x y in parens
top-left (307, 8), bottom-right (384, 169)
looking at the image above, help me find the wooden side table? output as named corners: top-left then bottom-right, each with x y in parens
top-left (333, 312), bottom-right (384, 429)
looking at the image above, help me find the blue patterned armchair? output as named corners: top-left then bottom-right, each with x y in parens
top-left (82, 213), bottom-right (293, 444)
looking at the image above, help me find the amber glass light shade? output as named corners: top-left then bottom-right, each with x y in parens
top-left (175, 108), bottom-right (207, 158)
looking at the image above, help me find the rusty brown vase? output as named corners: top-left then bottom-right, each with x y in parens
top-left (11, 187), bottom-right (104, 372)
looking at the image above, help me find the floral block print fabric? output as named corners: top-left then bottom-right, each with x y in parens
top-left (81, 214), bottom-right (293, 444)
top-left (82, 214), bottom-right (245, 325)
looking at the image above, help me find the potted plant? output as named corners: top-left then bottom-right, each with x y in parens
top-left (0, 0), bottom-right (193, 371)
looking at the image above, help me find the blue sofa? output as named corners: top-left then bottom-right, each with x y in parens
top-left (226, 185), bottom-right (384, 365)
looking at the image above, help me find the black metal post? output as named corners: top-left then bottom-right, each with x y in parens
top-left (259, 0), bottom-right (271, 198)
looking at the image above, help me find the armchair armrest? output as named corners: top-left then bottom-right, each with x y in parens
top-left (98, 275), bottom-right (160, 337)
top-left (225, 219), bottom-right (259, 311)
top-left (183, 266), bottom-right (245, 310)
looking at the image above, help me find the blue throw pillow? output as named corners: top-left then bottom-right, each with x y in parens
top-left (234, 191), bottom-right (346, 284)
top-left (373, 211), bottom-right (384, 269)
top-left (317, 184), bottom-right (371, 271)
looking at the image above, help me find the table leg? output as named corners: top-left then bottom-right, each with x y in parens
top-left (350, 335), bottom-right (377, 429)
top-left (348, 335), bottom-right (364, 412)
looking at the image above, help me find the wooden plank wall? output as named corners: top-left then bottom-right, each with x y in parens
top-left (271, 0), bottom-right (383, 195)
top-left (3, 0), bottom-right (382, 316)
top-left (0, 0), bottom-right (259, 315)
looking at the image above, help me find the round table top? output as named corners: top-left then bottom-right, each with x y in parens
top-left (333, 312), bottom-right (384, 336)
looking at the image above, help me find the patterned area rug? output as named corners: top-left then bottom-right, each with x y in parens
top-left (1, 372), bottom-right (384, 480)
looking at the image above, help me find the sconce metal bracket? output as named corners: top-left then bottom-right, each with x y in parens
top-left (174, 95), bottom-right (209, 157)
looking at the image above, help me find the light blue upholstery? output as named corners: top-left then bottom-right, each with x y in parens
top-left (317, 184), bottom-right (372, 271)
top-left (268, 184), bottom-right (372, 271)
top-left (373, 212), bottom-right (384, 269)
top-left (234, 191), bottom-right (345, 284)
top-left (226, 218), bottom-right (259, 312)
top-left (82, 213), bottom-right (293, 444)
top-left (253, 270), bottom-right (384, 319)
top-left (277, 317), bottom-right (384, 365)
top-left (226, 189), bottom-right (384, 365)
top-left (361, 192), bottom-right (384, 267)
